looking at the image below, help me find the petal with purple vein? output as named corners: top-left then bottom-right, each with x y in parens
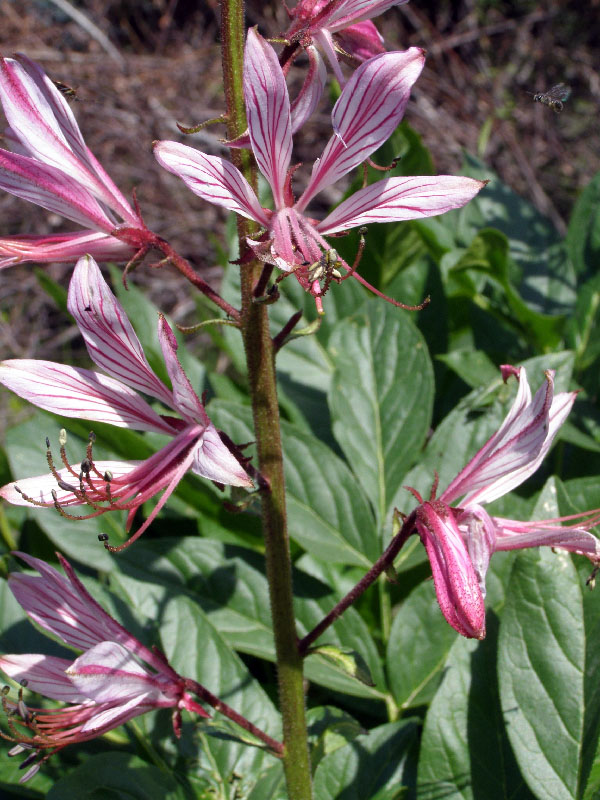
top-left (68, 256), bottom-right (174, 408)
top-left (318, 175), bottom-right (487, 234)
top-left (0, 360), bottom-right (174, 433)
top-left (297, 48), bottom-right (425, 209)
top-left (153, 141), bottom-right (268, 225)
top-left (243, 29), bottom-right (293, 209)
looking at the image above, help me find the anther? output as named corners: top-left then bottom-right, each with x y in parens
top-left (57, 480), bottom-right (77, 493)
top-left (19, 751), bottom-right (39, 770)
top-left (80, 459), bottom-right (91, 475)
top-left (98, 533), bottom-right (109, 542)
top-left (8, 743), bottom-right (33, 756)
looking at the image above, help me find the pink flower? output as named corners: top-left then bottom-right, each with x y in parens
top-left (0, 255), bottom-right (252, 550)
top-left (285, 1), bottom-right (408, 85)
top-left (154, 29), bottom-right (485, 313)
top-left (0, 55), bottom-right (146, 268)
top-left (0, 552), bottom-right (209, 782)
top-left (411, 366), bottom-right (600, 639)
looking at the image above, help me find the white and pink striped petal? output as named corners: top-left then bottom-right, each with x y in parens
top-left (10, 552), bottom-right (176, 675)
top-left (243, 28), bottom-right (293, 208)
top-left (442, 369), bottom-right (577, 506)
top-left (68, 256), bottom-right (174, 408)
top-left (0, 360), bottom-right (174, 434)
top-left (0, 148), bottom-right (118, 230)
top-left (0, 230), bottom-right (136, 270)
top-left (157, 316), bottom-right (210, 426)
top-left (318, 175), bottom-right (487, 234)
top-left (416, 501), bottom-right (486, 639)
top-left (290, 45), bottom-right (327, 133)
top-left (0, 654), bottom-right (89, 703)
top-left (66, 642), bottom-right (172, 704)
top-left (191, 423), bottom-right (254, 488)
top-left (153, 141), bottom-right (268, 225)
top-left (0, 57), bottom-right (138, 224)
top-left (324, 0), bottom-right (408, 30)
top-left (297, 48), bottom-right (425, 209)
top-left (493, 517), bottom-right (600, 559)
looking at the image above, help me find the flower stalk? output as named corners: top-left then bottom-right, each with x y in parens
top-left (298, 512), bottom-right (415, 655)
top-left (184, 679), bottom-right (283, 756)
top-left (221, 3), bottom-right (312, 799)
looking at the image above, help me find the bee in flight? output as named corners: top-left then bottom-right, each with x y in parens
top-left (531, 82), bottom-right (571, 113)
top-left (52, 78), bottom-right (78, 101)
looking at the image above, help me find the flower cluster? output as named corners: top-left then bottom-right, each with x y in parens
top-left (0, 255), bottom-right (252, 551)
top-left (1, 2), bottom-right (598, 789)
top-left (1, 552), bottom-right (208, 782)
top-left (411, 366), bottom-right (600, 639)
top-left (155, 28), bottom-right (485, 313)
top-left (0, 55), bottom-right (148, 269)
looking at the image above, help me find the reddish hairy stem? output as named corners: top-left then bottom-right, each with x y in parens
top-left (184, 679), bottom-right (284, 755)
top-left (273, 310), bottom-right (304, 352)
top-left (153, 237), bottom-right (241, 321)
top-left (298, 511), bottom-right (417, 655)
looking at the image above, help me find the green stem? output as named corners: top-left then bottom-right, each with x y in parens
top-left (220, 5), bottom-right (313, 799)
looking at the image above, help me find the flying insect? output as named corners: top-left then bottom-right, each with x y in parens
top-left (532, 83), bottom-right (571, 113)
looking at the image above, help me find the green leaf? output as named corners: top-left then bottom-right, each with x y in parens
top-left (328, 303), bottom-right (434, 526)
top-left (245, 764), bottom-right (287, 800)
top-left (417, 624), bottom-right (535, 800)
top-left (458, 153), bottom-right (561, 257)
top-left (46, 753), bottom-right (186, 799)
top-left (34, 267), bottom-right (68, 313)
top-left (566, 271), bottom-right (600, 371)
top-left (450, 229), bottom-right (566, 351)
top-left (436, 349), bottom-right (499, 389)
top-left (308, 645), bottom-right (375, 687)
top-left (498, 542), bottom-right (600, 799)
top-left (307, 706), bottom-right (365, 769)
top-left (313, 720), bottom-right (419, 800)
top-left (159, 594), bottom-right (281, 791)
top-left (209, 401), bottom-right (379, 567)
top-left (567, 171), bottom-right (600, 279)
top-left (387, 581), bottom-right (458, 710)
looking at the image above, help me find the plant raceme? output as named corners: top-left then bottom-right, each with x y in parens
top-left (410, 366), bottom-right (600, 639)
top-left (0, 552), bottom-right (209, 782)
top-left (0, 55), bottom-right (148, 269)
top-left (0, 255), bottom-right (252, 551)
top-left (2, 5), bottom-right (599, 797)
top-left (154, 28), bottom-right (485, 313)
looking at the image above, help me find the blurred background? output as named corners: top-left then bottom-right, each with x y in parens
top-left (0, 0), bottom-right (598, 397)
